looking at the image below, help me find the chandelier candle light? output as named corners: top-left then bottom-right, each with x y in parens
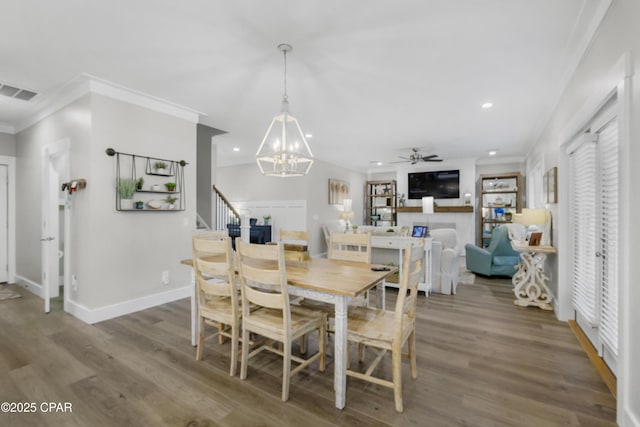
top-left (256, 43), bottom-right (314, 177)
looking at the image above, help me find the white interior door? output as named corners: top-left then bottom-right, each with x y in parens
top-left (0, 165), bottom-right (8, 283)
top-left (42, 141), bottom-right (69, 313)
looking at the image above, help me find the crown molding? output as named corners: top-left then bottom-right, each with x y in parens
top-left (15, 73), bottom-right (206, 133)
top-left (475, 156), bottom-right (525, 166)
top-left (0, 123), bottom-right (15, 134)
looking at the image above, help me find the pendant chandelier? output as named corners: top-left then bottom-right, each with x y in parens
top-left (255, 43), bottom-right (314, 177)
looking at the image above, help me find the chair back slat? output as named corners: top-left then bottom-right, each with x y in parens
top-left (328, 232), bottom-right (371, 264)
top-left (280, 229), bottom-right (310, 244)
top-left (192, 234), bottom-right (236, 308)
top-left (394, 239), bottom-right (425, 334)
top-left (237, 241), bottom-right (290, 321)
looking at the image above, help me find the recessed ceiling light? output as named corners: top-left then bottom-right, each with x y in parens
top-left (376, 161), bottom-right (383, 166)
top-left (481, 102), bottom-right (493, 109)
top-left (233, 147), bottom-right (240, 152)
top-left (305, 133), bottom-right (312, 138)
top-left (488, 150), bottom-right (497, 156)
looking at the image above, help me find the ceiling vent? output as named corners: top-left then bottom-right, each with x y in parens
top-left (0, 82), bottom-right (38, 101)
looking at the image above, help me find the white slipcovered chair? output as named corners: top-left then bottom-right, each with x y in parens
top-left (430, 228), bottom-right (460, 294)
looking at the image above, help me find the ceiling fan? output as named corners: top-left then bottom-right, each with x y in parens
top-left (392, 148), bottom-right (443, 164)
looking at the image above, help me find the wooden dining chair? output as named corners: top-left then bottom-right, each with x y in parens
top-left (192, 234), bottom-right (240, 376)
top-left (346, 238), bottom-right (424, 412)
top-left (236, 241), bottom-right (326, 402)
top-left (279, 229), bottom-right (311, 263)
top-left (328, 232), bottom-right (371, 263)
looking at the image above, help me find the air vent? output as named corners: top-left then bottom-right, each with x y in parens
top-left (0, 82), bottom-right (38, 101)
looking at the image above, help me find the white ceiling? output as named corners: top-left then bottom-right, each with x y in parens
top-left (0, 0), bottom-right (610, 171)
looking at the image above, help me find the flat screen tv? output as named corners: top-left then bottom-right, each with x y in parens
top-left (408, 170), bottom-right (460, 199)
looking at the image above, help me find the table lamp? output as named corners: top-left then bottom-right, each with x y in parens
top-left (422, 196), bottom-right (434, 236)
top-left (340, 198), bottom-right (354, 232)
top-left (517, 208), bottom-right (550, 245)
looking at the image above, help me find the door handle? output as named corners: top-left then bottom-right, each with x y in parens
top-left (40, 237), bottom-right (55, 242)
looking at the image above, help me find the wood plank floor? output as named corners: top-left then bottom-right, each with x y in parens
top-left (0, 276), bottom-right (616, 426)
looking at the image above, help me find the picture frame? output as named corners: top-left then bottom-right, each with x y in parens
top-left (529, 232), bottom-right (542, 246)
top-left (545, 167), bottom-right (557, 204)
top-left (328, 179), bottom-right (350, 205)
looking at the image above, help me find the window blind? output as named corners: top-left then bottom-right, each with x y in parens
top-left (569, 139), bottom-right (598, 325)
top-left (597, 119), bottom-right (619, 356)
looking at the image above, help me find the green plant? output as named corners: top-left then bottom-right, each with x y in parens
top-left (165, 196), bottom-right (177, 205)
top-left (165, 182), bottom-right (176, 191)
top-left (154, 161), bottom-right (168, 170)
top-left (135, 200), bottom-right (145, 209)
top-left (136, 177), bottom-right (144, 190)
top-left (263, 214), bottom-right (271, 220)
top-left (117, 178), bottom-right (137, 199)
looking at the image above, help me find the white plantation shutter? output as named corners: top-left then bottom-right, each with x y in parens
top-left (569, 139), bottom-right (598, 325)
top-left (597, 119), bottom-right (619, 356)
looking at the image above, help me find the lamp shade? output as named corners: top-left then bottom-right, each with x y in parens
top-left (422, 196), bottom-right (434, 214)
top-left (519, 208), bottom-right (547, 226)
top-left (342, 198), bottom-right (353, 212)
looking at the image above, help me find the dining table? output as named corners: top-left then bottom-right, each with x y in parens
top-left (181, 256), bottom-right (397, 410)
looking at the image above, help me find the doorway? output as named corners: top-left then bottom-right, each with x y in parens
top-left (41, 139), bottom-right (70, 313)
top-left (0, 164), bottom-right (7, 283)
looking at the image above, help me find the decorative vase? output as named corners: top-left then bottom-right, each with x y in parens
top-left (120, 199), bottom-right (134, 210)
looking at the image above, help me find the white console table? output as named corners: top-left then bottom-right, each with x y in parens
top-left (371, 236), bottom-right (432, 296)
top-left (511, 241), bottom-right (556, 310)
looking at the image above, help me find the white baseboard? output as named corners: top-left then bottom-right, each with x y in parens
top-left (15, 274), bottom-right (43, 297)
top-left (65, 286), bottom-right (191, 324)
top-left (626, 407), bottom-right (640, 427)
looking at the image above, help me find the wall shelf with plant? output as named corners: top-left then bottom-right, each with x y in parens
top-left (106, 148), bottom-right (187, 212)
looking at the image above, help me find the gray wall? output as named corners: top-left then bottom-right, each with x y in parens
top-left (0, 132), bottom-right (16, 156)
top-left (217, 159), bottom-right (366, 256)
top-left (196, 124), bottom-right (225, 228)
top-left (525, 0), bottom-right (639, 422)
top-left (15, 93), bottom-right (197, 309)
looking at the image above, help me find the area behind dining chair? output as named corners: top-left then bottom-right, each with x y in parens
top-left (236, 241), bottom-right (326, 402)
top-left (192, 234), bottom-right (239, 376)
top-left (346, 238), bottom-right (424, 412)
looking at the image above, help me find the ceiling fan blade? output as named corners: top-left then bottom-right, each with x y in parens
top-left (421, 154), bottom-right (439, 160)
top-left (424, 158), bottom-right (443, 162)
top-left (389, 160), bottom-right (410, 163)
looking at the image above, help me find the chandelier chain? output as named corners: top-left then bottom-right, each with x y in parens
top-left (282, 48), bottom-right (288, 101)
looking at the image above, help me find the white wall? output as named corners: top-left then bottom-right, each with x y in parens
top-left (216, 159), bottom-right (366, 256)
top-left (0, 132), bottom-right (16, 156)
top-left (15, 92), bottom-right (197, 316)
top-left (525, 0), bottom-right (639, 424)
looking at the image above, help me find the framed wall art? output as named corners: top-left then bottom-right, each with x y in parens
top-left (545, 167), bottom-right (557, 204)
top-left (328, 179), bottom-right (350, 205)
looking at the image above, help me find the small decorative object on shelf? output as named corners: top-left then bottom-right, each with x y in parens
top-left (136, 177), bottom-right (144, 190)
top-left (165, 196), bottom-right (178, 209)
top-left (398, 193), bottom-right (406, 207)
top-left (263, 214), bottom-right (271, 225)
top-left (154, 161), bottom-right (169, 174)
top-left (165, 182), bottom-right (176, 192)
top-left (117, 178), bottom-right (137, 209)
top-left (135, 200), bottom-right (144, 209)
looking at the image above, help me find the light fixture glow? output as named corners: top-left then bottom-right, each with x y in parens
top-left (481, 102), bottom-right (493, 109)
top-left (488, 150), bottom-right (497, 156)
top-left (305, 133), bottom-right (312, 138)
top-left (233, 147), bottom-right (240, 152)
top-left (255, 43), bottom-right (313, 177)
top-left (376, 161), bottom-right (383, 166)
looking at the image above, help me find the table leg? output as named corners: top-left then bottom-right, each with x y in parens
top-left (334, 296), bottom-right (348, 409)
top-left (513, 252), bottom-right (553, 310)
top-left (190, 269), bottom-right (198, 346)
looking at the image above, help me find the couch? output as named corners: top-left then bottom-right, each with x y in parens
top-left (464, 225), bottom-right (520, 277)
top-left (430, 228), bottom-right (460, 294)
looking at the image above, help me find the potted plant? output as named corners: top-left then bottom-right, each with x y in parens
top-left (117, 178), bottom-right (137, 209)
top-left (134, 200), bottom-right (145, 209)
top-left (136, 177), bottom-right (144, 190)
top-left (165, 196), bottom-right (178, 209)
top-left (154, 161), bottom-right (169, 174)
top-left (263, 214), bottom-right (271, 225)
top-left (165, 182), bottom-right (176, 192)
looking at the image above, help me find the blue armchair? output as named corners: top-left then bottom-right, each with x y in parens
top-left (465, 226), bottom-right (520, 277)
